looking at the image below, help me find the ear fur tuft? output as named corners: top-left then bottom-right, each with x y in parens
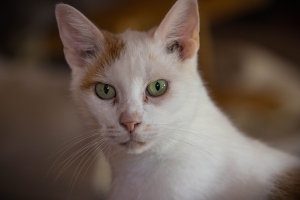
top-left (154, 0), bottom-right (200, 59)
top-left (55, 4), bottom-right (104, 69)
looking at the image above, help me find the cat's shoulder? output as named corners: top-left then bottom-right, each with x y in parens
top-left (269, 167), bottom-right (300, 200)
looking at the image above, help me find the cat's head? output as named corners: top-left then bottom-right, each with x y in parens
top-left (55, 0), bottom-right (202, 154)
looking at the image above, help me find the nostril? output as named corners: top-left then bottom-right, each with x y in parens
top-left (120, 123), bottom-right (128, 130)
top-left (133, 122), bottom-right (141, 131)
top-left (121, 121), bottom-right (141, 132)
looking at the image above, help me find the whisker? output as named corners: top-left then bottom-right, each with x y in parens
top-left (151, 123), bottom-right (248, 151)
top-left (68, 139), bottom-right (108, 199)
top-left (80, 142), bottom-right (111, 182)
top-left (172, 133), bottom-right (219, 162)
top-left (46, 131), bottom-right (101, 178)
top-left (159, 134), bottom-right (217, 168)
top-left (51, 138), bottom-right (104, 183)
top-left (47, 129), bottom-right (100, 160)
top-left (152, 123), bottom-right (217, 141)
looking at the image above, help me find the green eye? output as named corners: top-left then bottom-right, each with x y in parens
top-left (147, 79), bottom-right (168, 97)
top-left (95, 83), bottom-right (116, 99)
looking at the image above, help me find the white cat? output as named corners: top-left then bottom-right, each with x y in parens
top-left (55, 0), bottom-right (300, 199)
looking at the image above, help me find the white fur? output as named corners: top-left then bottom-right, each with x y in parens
top-left (55, 0), bottom-right (300, 199)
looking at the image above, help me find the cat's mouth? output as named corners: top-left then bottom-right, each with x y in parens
top-left (116, 137), bottom-right (151, 154)
top-left (119, 139), bottom-right (146, 148)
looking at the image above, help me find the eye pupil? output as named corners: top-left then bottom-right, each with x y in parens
top-left (95, 83), bottom-right (115, 100)
top-left (146, 79), bottom-right (168, 97)
top-left (155, 82), bottom-right (160, 91)
top-left (104, 84), bottom-right (109, 94)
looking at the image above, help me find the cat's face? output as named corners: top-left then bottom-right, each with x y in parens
top-left (73, 31), bottom-right (200, 154)
top-left (56, 0), bottom-right (201, 154)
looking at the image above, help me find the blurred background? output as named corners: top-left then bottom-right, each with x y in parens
top-left (1, 0), bottom-right (300, 199)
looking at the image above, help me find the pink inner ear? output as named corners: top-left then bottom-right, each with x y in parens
top-left (179, 16), bottom-right (200, 59)
top-left (55, 4), bottom-right (104, 69)
top-left (181, 38), bottom-right (199, 60)
top-left (154, 0), bottom-right (200, 59)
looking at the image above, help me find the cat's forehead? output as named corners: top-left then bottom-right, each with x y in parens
top-left (106, 30), bottom-right (164, 87)
top-left (119, 29), bottom-right (164, 61)
top-left (114, 29), bottom-right (178, 75)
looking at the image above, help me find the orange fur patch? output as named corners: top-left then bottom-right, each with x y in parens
top-left (81, 31), bottom-right (125, 90)
top-left (269, 168), bottom-right (300, 200)
top-left (143, 124), bottom-right (151, 132)
top-left (149, 53), bottom-right (155, 61)
top-left (107, 125), bottom-right (115, 129)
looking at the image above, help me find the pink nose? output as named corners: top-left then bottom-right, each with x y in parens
top-left (119, 112), bottom-right (142, 133)
top-left (121, 121), bottom-right (140, 132)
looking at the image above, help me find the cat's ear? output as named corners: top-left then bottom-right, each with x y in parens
top-left (154, 0), bottom-right (199, 60)
top-left (55, 4), bottom-right (104, 70)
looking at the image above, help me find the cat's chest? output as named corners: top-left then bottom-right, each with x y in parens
top-left (108, 155), bottom-right (217, 200)
top-left (107, 147), bottom-right (295, 200)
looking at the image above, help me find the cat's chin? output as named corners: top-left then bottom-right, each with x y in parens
top-left (118, 140), bottom-right (150, 154)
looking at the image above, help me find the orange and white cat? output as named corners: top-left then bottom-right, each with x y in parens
top-left (55, 0), bottom-right (300, 199)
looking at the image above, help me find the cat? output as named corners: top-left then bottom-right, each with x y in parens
top-left (55, 0), bottom-right (300, 199)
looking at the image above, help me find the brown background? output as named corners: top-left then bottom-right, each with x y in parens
top-left (1, 0), bottom-right (300, 199)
